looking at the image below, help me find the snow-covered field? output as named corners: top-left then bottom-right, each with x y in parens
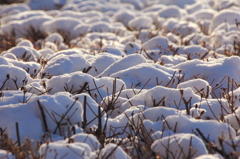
top-left (0, 0), bottom-right (240, 158)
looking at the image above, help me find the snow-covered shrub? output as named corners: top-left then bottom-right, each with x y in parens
top-left (39, 142), bottom-right (92, 159)
top-left (151, 133), bottom-right (208, 159)
top-left (98, 143), bottom-right (131, 159)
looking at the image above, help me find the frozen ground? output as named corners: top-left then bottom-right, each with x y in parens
top-left (0, 0), bottom-right (240, 158)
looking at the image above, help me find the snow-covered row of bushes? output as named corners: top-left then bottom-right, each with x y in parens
top-left (0, 0), bottom-right (240, 158)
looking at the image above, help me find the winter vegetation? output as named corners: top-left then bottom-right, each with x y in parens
top-left (0, 0), bottom-right (240, 158)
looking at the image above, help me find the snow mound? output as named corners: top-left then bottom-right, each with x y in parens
top-left (151, 133), bottom-right (208, 159)
top-left (110, 63), bottom-right (178, 89)
top-left (112, 10), bottom-right (135, 28)
top-left (2, 46), bottom-right (41, 62)
top-left (39, 142), bottom-right (91, 159)
top-left (73, 93), bottom-right (106, 128)
top-left (1, 15), bottom-right (51, 40)
top-left (158, 55), bottom-right (186, 66)
top-left (122, 85), bottom-right (201, 110)
top-left (0, 102), bottom-right (43, 144)
top-left (224, 108), bottom-right (240, 130)
top-left (0, 150), bottom-right (15, 159)
top-left (162, 18), bottom-right (201, 38)
top-left (142, 36), bottom-right (177, 54)
top-left (0, 3), bottom-right (30, 16)
top-left (46, 71), bottom-right (126, 100)
top-left (158, 0), bottom-right (196, 8)
top-left (177, 79), bottom-right (212, 97)
top-left (158, 5), bottom-right (188, 19)
top-left (98, 143), bottom-right (131, 159)
top-left (128, 16), bottom-right (153, 31)
top-left (41, 54), bottom-right (91, 77)
top-left (28, 92), bottom-right (83, 135)
top-left (210, 10), bottom-right (240, 33)
top-left (88, 53), bottom-right (119, 77)
top-left (42, 17), bottom-right (81, 37)
top-left (65, 133), bottom-right (100, 151)
top-left (0, 65), bottom-right (33, 90)
top-left (191, 98), bottom-right (232, 120)
top-left (173, 56), bottom-right (240, 97)
top-left (1, 10), bottom-right (47, 25)
top-left (99, 54), bottom-right (147, 77)
top-left (164, 115), bottom-right (236, 147)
